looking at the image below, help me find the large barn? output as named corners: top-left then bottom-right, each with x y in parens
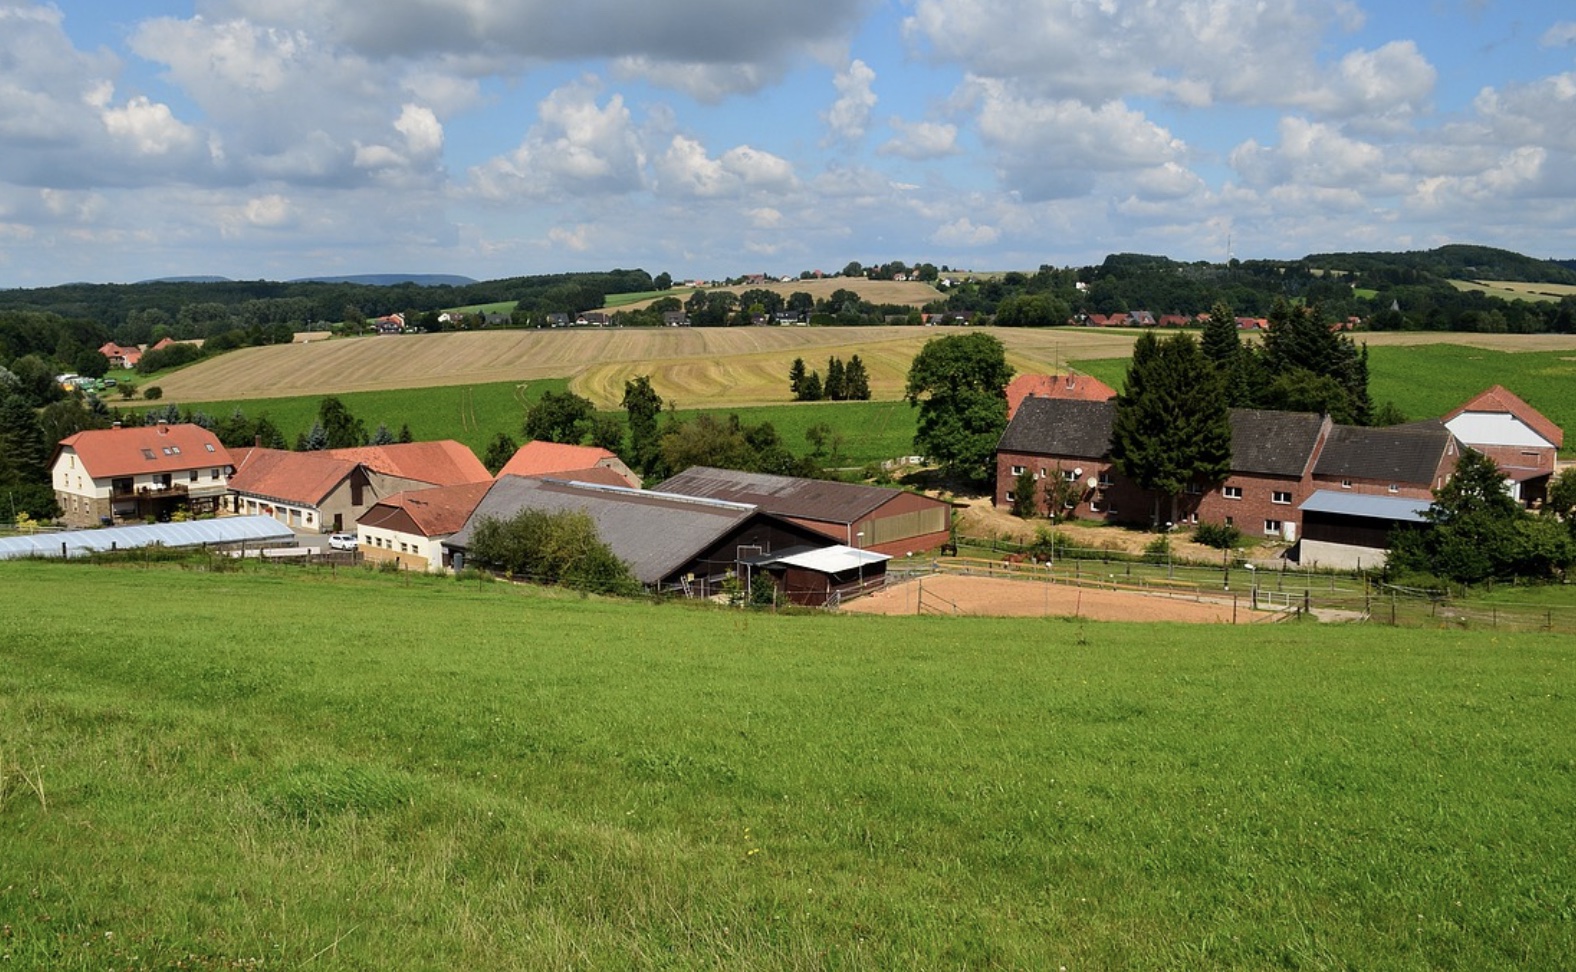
top-left (653, 466), bottom-right (951, 556)
top-left (444, 476), bottom-right (836, 598)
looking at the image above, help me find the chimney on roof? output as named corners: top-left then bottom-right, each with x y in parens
top-left (255, 434), bottom-right (262, 448)
top-left (158, 420), bottom-right (168, 432)
top-left (112, 421), bottom-right (121, 429)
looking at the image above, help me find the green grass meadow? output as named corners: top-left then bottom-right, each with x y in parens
top-left (132, 383), bottom-right (918, 467)
top-left (2, 561), bottom-right (1573, 969)
top-left (670, 399), bottom-right (919, 467)
top-left (1078, 343), bottom-right (1576, 445)
top-left (126, 379), bottom-right (568, 456)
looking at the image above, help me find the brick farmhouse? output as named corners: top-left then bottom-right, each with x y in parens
top-left (996, 398), bottom-right (1466, 564)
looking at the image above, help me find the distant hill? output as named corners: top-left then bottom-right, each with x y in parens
top-left (289, 274), bottom-right (476, 287)
top-left (138, 276), bottom-right (233, 284)
top-left (1306, 244), bottom-right (1576, 286)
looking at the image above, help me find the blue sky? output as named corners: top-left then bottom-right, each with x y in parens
top-left (2, 0), bottom-right (1575, 286)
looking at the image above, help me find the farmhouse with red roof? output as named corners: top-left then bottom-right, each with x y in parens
top-left (226, 440), bottom-right (489, 534)
top-left (1443, 385), bottom-right (1565, 505)
top-left (1005, 372), bottom-right (1118, 419)
top-left (495, 440), bottom-right (641, 488)
top-left (51, 422), bottom-right (233, 528)
top-left (355, 481), bottom-right (495, 571)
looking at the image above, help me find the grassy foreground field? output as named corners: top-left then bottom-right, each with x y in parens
top-left (3, 562), bottom-right (1573, 969)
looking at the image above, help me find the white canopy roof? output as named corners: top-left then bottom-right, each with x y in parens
top-left (772, 544), bottom-right (889, 574)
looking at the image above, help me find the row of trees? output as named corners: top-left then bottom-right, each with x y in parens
top-left (789, 356), bottom-right (871, 401)
top-left (926, 248), bottom-right (1576, 335)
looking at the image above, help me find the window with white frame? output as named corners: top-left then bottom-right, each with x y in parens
top-left (1185, 482), bottom-right (1203, 495)
top-left (1388, 484), bottom-right (1399, 493)
top-left (1004, 490), bottom-right (1016, 502)
top-left (1011, 465), bottom-right (1025, 476)
top-left (1062, 469), bottom-right (1078, 482)
top-left (1272, 491), bottom-right (1291, 505)
top-left (1264, 519), bottom-right (1282, 535)
top-left (1223, 485), bottom-right (1243, 499)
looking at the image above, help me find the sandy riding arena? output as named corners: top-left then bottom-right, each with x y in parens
top-left (843, 574), bottom-right (1261, 624)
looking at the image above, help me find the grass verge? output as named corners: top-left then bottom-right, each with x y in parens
top-left (1, 561), bottom-right (1572, 968)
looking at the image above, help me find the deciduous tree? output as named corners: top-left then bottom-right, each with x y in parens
top-left (524, 390), bottom-right (595, 444)
top-left (905, 332), bottom-right (1013, 481)
top-left (1389, 448), bottom-right (1572, 583)
top-left (622, 375), bottom-right (664, 473)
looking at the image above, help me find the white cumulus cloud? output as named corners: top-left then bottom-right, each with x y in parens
top-left (824, 59), bottom-right (877, 144)
top-left (879, 118), bottom-right (959, 160)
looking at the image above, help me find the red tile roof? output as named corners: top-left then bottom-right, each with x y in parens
top-left (1444, 385), bottom-right (1564, 448)
top-left (57, 424), bottom-right (231, 478)
top-left (228, 448), bottom-right (358, 506)
top-left (325, 441), bottom-right (491, 486)
top-left (1006, 373), bottom-right (1118, 418)
top-left (541, 466), bottom-right (640, 488)
top-left (228, 441), bottom-right (490, 507)
top-left (358, 481), bottom-right (494, 537)
top-left (496, 441), bottom-right (622, 480)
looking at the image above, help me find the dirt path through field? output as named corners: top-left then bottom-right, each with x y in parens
top-left (843, 574), bottom-right (1258, 623)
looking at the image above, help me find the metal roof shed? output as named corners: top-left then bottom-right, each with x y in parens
top-left (445, 476), bottom-right (835, 596)
top-left (0, 516), bottom-right (295, 561)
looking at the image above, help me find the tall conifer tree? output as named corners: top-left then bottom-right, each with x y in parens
top-left (1110, 332), bottom-right (1232, 526)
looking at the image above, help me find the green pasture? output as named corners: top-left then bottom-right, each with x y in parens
top-left (124, 379), bottom-right (567, 455)
top-left (1077, 343), bottom-right (1576, 445)
top-left (601, 288), bottom-right (697, 308)
top-left (1, 561), bottom-right (1572, 968)
top-left (670, 399), bottom-right (918, 467)
top-left (438, 300), bottom-right (520, 316)
top-left (127, 383), bottom-right (917, 466)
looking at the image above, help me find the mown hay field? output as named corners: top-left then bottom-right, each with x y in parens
top-left (1449, 279), bottom-right (1576, 303)
top-left (3, 560), bottom-right (1573, 969)
top-left (601, 277), bottom-right (944, 312)
top-left (152, 326), bottom-right (1144, 407)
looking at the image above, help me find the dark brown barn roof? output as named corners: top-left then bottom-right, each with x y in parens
top-left (654, 466), bottom-right (938, 526)
top-left (1313, 425), bottom-right (1457, 485)
top-left (996, 398), bottom-right (1116, 459)
top-left (1227, 409), bottom-right (1327, 478)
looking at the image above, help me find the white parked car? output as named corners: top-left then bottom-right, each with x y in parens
top-left (328, 533), bottom-right (358, 551)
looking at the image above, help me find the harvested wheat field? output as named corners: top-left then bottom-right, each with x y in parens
top-left (153, 326), bottom-right (1145, 405)
top-left (1354, 331), bottom-right (1576, 351)
top-left (842, 573), bottom-right (1257, 623)
top-left (603, 278), bottom-right (945, 312)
